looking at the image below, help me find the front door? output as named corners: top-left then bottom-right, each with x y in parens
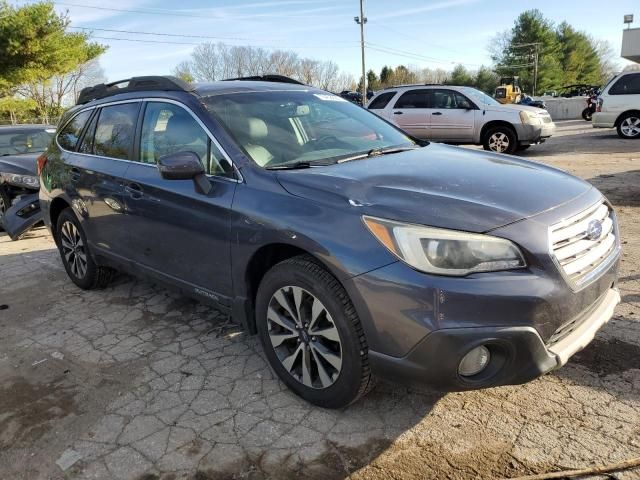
top-left (429, 89), bottom-right (476, 142)
top-left (122, 100), bottom-right (238, 302)
top-left (388, 89), bottom-right (432, 139)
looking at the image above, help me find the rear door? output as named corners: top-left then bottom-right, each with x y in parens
top-left (387, 89), bottom-right (432, 139)
top-left (429, 89), bottom-right (476, 142)
top-left (64, 102), bottom-right (138, 258)
top-left (122, 100), bottom-right (238, 301)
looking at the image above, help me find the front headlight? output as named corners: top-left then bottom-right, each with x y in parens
top-left (519, 110), bottom-right (542, 125)
top-left (0, 172), bottom-right (40, 189)
top-left (363, 216), bottom-right (526, 276)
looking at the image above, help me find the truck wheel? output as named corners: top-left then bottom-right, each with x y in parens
top-left (617, 113), bottom-right (640, 139)
top-left (483, 126), bottom-right (517, 154)
top-left (55, 208), bottom-right (114, 289)
top-left (582, 108), bottom-right (592, 121)
top-left (255, 255), bottom-right (373, 408)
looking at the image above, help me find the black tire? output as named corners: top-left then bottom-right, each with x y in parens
top-left (483, 126), bottom-right (517, 154)
top-left (582, 108), bottom-right (592, 121)
top-left (255, 255), bottom-right (372, 408)
top-left (55, 208), bottom-right (114, 289)
top-left (0, 186), bottom-right (9, 231)
top-left (616, 113), bottom-right (640, 139)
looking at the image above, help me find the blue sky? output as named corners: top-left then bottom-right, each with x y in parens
top-left (17, 0), bottom-right (638, 81)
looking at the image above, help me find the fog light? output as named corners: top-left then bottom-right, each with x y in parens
top-left (458, 345), bottom-right (490, 377)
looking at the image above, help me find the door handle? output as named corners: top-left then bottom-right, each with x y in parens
top-left (393, 111), bottom-right (403, 115)
top-left (125, 182), bottom-right (143, 199)
top-left (432, 112), bottom-right (443, 116)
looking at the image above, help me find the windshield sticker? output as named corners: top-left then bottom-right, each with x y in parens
top-left (313, 94), bottom-right (347, 102)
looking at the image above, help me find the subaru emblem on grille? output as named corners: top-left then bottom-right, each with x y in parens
top-left (586, 219), bottom-right (603, 240)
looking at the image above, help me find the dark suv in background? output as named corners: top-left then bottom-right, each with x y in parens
top-left (39, 76), bottom-right (621, 408)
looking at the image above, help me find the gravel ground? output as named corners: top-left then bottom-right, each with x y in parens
top-left (0, 120), bottom-right (639, 480)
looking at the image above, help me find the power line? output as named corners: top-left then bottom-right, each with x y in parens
top-left (69, 26), bottom-right (250, 42)
top-left (52, 1), bottom-right (344, 20)
top-left (366, 42), bottom-right (481, 68)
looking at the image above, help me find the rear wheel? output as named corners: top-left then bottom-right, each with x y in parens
top-left (582, 108), bottom-right (592, 121)
top-left (55, 208), bottom-right (114, 289)
top-left (255, 255), bottom-right (372, 408)
top-left (483, 126), bottom-right (517, 154)
top-left (617, 113), bottom-right (640, 139)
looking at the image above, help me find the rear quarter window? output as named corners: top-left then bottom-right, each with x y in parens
top-left (57, 110), bottom-right (92, 151)
top-left (368, 91), bottom-right (396, 109)
top-left (609, 73), bottom-right (640, 95)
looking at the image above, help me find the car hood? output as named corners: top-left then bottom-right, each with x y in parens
top-left (0, 153), bottom-right (39, 176)
top-left (276, 143), bottom-right (593, 232)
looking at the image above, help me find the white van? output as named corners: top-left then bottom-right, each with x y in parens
top-left (593, 67), bottom-right (640, 139)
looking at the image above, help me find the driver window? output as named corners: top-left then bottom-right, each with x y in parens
top-left (140, 102), bottom-right (233, 177)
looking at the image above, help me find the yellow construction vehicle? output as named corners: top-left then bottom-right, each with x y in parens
top-left (494, 76), bottom-right (522, 104)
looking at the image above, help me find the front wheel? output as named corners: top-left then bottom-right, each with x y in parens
top-left (617, 113), bottom-right (640, 139)
top-left (582, 108), bottom-right (592, 121)
top-left (483, 126), bottom-right (517, 154)
top-left (55, 208), bottom-right (114, 289)
top-left (255, 255), bottom-right (372, 408)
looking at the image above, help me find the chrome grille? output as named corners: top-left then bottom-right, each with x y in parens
top-left (550, 201), bottom-right (617, 288)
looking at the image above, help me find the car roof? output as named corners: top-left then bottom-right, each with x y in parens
top-left (194, 80), bottom-right (318, 97)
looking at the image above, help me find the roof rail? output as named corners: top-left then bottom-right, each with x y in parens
top-left (383, 83), bottom-right (443, 90)
top-left (223, 74), bottom-right (305, 85)
top-left (76, 76), bottom-right (194, 105)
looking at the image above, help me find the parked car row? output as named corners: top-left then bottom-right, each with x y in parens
top-left (25, 75), bottom-right (619, 408)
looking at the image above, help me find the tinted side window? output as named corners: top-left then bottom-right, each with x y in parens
top-left (140, 102), bottom-right (233, 177)
top-left (433, 90), bottom-right (467, 109)
top-left (394, 89), bottom-right (431, 109)
top-left (609, 73), bottom-right (640, 95)
top-left (57, 110), bottom-right (92, 151)
top-left (368, 92), bottom-right (396, 109)
top-left (93, 103), bottom-right (140, 160)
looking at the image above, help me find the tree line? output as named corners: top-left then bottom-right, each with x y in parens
top-left (173, 43), bottom-right (355, 93)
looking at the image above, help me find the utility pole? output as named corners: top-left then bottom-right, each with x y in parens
top-left (533, 43), bottom-right (539, 96)
top-left (354, 0), bottom-right (367, 105)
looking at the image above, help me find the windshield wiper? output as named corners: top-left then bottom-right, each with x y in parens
top-left (266, 161), bottom-right (336, 170)
top-left (338, 145), bottom-right (419, 164)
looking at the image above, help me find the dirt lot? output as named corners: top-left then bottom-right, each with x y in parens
top-left (1, 120), bottom-right (639, 480)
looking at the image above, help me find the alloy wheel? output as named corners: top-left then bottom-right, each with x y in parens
top-left (621, 116), bottom-right (640, 138)
top-left (488, 132), bottom-right (510, 153)
top-left (60, 220), bottom-right (88, 279)
top-left (266, 286), bottom-right (343, 389)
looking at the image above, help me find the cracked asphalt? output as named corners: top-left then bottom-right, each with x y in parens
top-left (1, 120), bottom-right (639, 479)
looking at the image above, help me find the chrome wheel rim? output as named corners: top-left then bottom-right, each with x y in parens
top-left (267, 286), bottom-right (342, 389)
top-left (60, 221), bottom-right (88, 279)
top-left (621, 117), bottom-right (640, 137)
top-left (488, 132), bottom-right (510, 152)
top-left (0, 195), bottom-right (5, 219)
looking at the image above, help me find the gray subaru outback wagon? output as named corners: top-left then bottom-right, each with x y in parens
top-left (39, 76), bottom-right (621, 408)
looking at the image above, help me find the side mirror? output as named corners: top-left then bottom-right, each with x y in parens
top-left (158, 151), bottom-right (204, 180)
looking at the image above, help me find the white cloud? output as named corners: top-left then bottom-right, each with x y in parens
top-left (374, 0), bottom-right (480, 20)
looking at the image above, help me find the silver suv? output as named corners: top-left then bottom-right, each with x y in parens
top-left (368, 85), bottom-right (555, 154)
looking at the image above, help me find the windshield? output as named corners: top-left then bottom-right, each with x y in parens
top-left (204, 90), bottom-right (415, 168)
top-left (0, 128), bottom-right (54, 156)
top-left (460, 87), bottom-right (500, 106)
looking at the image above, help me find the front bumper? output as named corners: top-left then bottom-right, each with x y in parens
top-left (515, 121), bottom-right (556, 145)
top-left (1, 192), bottom-right (43, 240)
top-left (368, 288), bottom-right (620, 391)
